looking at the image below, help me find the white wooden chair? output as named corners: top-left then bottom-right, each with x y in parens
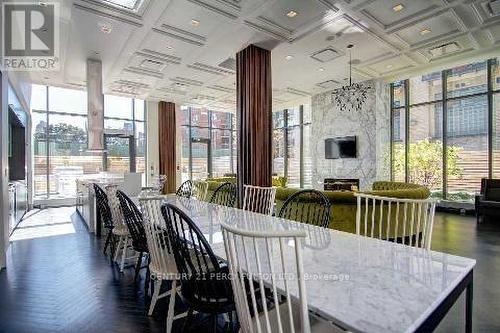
top-left (354, 193), bottom-right (437, 249)
top-left (139, 196), bottom-right (186, 332)
top-left (192, 180), bottom-right (208, 201)
top-left (105, 184), bottom-right (134, 272)
top-left (221, 222), bottom-right (339, 333)
top-left (242, 185), bottom-right (277, 215)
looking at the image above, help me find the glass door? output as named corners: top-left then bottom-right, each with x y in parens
top-left (103, 134), bottom-right (135, 174)
top-left (191, 137), bottom-right (211, 179)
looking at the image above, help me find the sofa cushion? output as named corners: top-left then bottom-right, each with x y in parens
top-left (485, 188), bottom-right (500, 201)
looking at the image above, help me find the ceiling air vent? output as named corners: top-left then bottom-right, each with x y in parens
top-left (489, 0), bottom-right (500, 15)
top-left (286, 87), bottom-right (311, 97)
top-left (316, 79), bottom-right (340, 89)
top-left (429, 42), bottom-right (461, 58)
top-left (311, 47), bottom-right (342, 63)
top-left (218, 57), bottom-right (236, 71)
top-left (139, 59), bottom-right (166, 71)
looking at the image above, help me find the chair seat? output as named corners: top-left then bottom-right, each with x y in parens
top-left (112, 226), bottom-right (129, 236)
top-left (180, 267), bottom-right (234, 314)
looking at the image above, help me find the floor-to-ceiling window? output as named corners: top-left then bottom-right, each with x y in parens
top-left (391, 59), bottom-right (499, 202)
top-left (104, 95), bottom-right (146, 175)
top-left (180, 106), bottom-right (235, 181)
top-left (494, 61), bottom-right (500, 178)
top-left (32, 84), bottom-right (146, 200)
top-left (272, 105), bottom-right (312, 188)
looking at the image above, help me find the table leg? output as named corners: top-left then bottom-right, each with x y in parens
top-left (466, 277), bottom-right (473, 333)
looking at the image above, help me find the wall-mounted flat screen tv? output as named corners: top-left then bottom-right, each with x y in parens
top-left (325, 136), bottom-right (357, 159)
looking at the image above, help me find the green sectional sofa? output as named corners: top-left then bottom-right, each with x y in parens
top-left (275, 181), bottom-right (430, 235)
top-left (202, 178), bottom-right (430, 236)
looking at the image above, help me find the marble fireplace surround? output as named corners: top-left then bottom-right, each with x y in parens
top-left (310, 79), bottom-right (390, 191)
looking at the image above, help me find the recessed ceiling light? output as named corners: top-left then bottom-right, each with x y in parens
top-left (286, 10), bottom-right (298, 18)
top-left (392, 4), bottom-right (404, 12)
top-left (98, 22), bottom-right (113, 34)
top-left (285, 55), bottom-right (294, 60)
top-left (318, 67), bottom-right (325, 72)
top-left (420, 28), bottom-right (432, 35)
top-left (190, 19), bottom-right (200, 27)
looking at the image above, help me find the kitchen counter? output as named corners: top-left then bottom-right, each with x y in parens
top-left (76, 173), bottom-right (142, 235)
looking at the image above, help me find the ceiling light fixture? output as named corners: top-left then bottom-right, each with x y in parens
top-left (285, 55), bottom-right (294, 60)
top-left (190, 19), bottom-right (200, 27)
top-left (332, 44), bottom-right (371, 113)
top-left (420, 28), bottom-right (432, 35)
top-left (98, 22), bottom-right (113, 34)
top-left (286, 10), bottom-right (298, 18)
top-left (392, 4), bottom-right (404, 12)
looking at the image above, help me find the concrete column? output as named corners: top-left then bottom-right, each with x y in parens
top-left (86, 59), bottom-right (104, 151)
top-left (0, 71), bottom-right (9, 269)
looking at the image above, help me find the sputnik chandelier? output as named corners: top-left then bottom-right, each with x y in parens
top-left (333, 44), bottom-right (371, 112)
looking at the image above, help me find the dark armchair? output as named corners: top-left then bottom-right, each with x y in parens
top-left (476, 178), bottom-right (500, 223)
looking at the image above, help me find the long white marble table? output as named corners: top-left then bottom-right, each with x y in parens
top-left (161, 195), bottom-right (475, 333)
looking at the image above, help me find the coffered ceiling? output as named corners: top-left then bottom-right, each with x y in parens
top-left (30, 0), bottom-right (500, 112)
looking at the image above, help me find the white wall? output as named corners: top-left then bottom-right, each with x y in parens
top-left (0, 72), bottom-right (9, 269)
top-left (175, 104), bottom-right (182, 188)
top-left (0, 71), bottom-right (32, 270)
top-left (146, 100), bottom-right (159, 185)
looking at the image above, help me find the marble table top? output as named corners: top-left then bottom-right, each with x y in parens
top-left (161, 195), bottom-right (476, 333)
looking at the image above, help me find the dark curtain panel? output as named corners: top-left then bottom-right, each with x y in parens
top-left (158, 101), bottom-right (176, 193)
top-left (236, 44), bottom-right (273, 205)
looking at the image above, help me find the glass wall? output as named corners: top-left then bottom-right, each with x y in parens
top-left (272, 105), bottom-right (312, 188)
top-left (391, 81), bottom-right (406, 182)
top-left (391, 59), bottom-right (499, 202)
top-left (32, 84), bottom-right (146, 199)
top-left (181, 106), bottom-right (235, 181)
top-left (104, 94), bottom-right (146, 175)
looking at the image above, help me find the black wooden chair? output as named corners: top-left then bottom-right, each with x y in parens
top-left (176, 180), bottom-right (194, 198)
top-left (278, 189), bottom-right (331, 228)
top-left (209, 182), bottom-right (237, 207)
top-left (476, 178), bottom-right (500, 223)
top-left (161, 203), bottom-right (235, 332)
top-left (93, 184), bottom-right (115, 258)
top-left (116, 190), bottom-right (149, 282)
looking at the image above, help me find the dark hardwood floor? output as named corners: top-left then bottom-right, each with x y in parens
top-left (1, 207), bottom-right (499, 332)
top-left (0, 208), bottom-right (225, 333)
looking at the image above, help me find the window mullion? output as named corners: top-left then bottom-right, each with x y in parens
top-left (404, 79), bottom-right (410, 183)
top-left (442, 70), bottom-right (449, 200)
top-left (488, 58), bottom-right (494, 178)
top-left (188, 108), bottom-right (193, 180)
top-left (390, 82), bottom-right (394, 182)
top-left (283, 109), bottom-right (288, 179)
top-left (45, 85), bottom-right (50, 198)
top-left (299, 105), bottom-right (304, 188)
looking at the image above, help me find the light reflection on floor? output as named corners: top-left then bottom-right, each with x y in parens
top-left (10, 207), bottom-right (76, 241)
